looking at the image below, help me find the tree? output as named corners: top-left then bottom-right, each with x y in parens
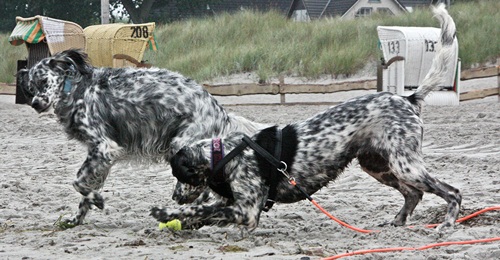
top-left (0, 0), bottom-right (219, 32)
top-left (0, 0), bottom-right (100, 32)
top-left (113, 0), bottom-right (221, 24)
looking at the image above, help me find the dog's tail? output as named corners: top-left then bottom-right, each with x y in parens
top-left (411, 3), bottom-right (456, 103)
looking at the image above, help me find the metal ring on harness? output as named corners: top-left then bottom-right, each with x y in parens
top-left (278, 161), bottom-right (287, 172)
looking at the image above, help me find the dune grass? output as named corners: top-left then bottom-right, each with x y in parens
top-left (0, 0), bottom-right (498, 84)
top-left (0, 34), bottom-right (27, 83)
top-left (145, 0), bottom-right (499, 82)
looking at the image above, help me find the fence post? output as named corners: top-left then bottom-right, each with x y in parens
top-left (497, 57), bottom-right (499, 102)
top-left (376, 59), bottom-right (383, 92)
top-left (279, 75), bottom-right (286, 104)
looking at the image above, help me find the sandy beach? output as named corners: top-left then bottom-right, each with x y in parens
top-left (0, 76), bottom-right (499, 259)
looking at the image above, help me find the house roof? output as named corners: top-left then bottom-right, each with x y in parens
top-left (208, 0), bottom-right (294, 15)
top-left (301, 0), bottom-right (330, 20)
top-left (153, 0), bottom-right (294, 22)
top-left (155, 0), bottom-right (427, 23)
top-left (398, 0), bottom-right (432, 7)
top-left (305, 0), bottom-right (409, 19)
top-left (341, 0), bottom-right (407, 18)
top-left (287, 0), bottom-right (356, 19)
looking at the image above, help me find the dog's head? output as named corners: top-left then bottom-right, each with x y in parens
top-left (170, 144), bottom-right (211, 204)
top-left (27, 49), bottom-right (92, 113)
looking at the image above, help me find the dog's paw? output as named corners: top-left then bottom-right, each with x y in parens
top-left (435, 221), bottom-right (454, 232)
top-left (377, 220), bottom-right (403, 227)
top-left (183, 221), bottom-right (205, 230)
top-left (150, 207), bottom-right (167, 221)
top-left (377, 221), bottom-right (393, 227)
top-left (54, 217), bottom-right (80, 230)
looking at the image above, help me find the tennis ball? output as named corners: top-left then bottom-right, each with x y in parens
top-left (158, 219), bottom-right (182, 231)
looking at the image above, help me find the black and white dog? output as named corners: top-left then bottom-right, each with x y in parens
top-left (19, 49), bottom-right (267, 226)
top-left (151, 4), bottom-right (461, 231)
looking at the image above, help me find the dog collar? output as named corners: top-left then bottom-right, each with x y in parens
top-left (63, 78), bottom-right (73, 93)
top-left (209, 138), bottom-right (235, 199)
top-left (211, 138), bottom-right (225, 177)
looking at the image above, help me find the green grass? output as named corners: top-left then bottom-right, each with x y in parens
top-left (0, 0), bottom-right (498, 83)
top-left (0, 34), bottom-right (27, 83)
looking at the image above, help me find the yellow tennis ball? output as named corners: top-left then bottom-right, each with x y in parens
top-left (158, 219), bottom-right (182, 231)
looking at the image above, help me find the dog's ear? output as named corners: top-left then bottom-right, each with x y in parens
top-left (170, 147), bottom-right (206, 186)
top-left (49, 49), bottom-right (92, 77)
top-left (16, 69), bottom-right (34, 104)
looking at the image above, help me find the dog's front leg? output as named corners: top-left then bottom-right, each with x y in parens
top-left (151, 199), bottom-right (262, 228)
top-left (65, 141), bottom-right (120, 226)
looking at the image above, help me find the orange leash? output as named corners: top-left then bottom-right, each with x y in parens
top-left (322, 237), bottom-right (500, 260)
top-left (290, 179), bottom-right (378, 233)
top-left (311, 203), bottom-right (500, 259)
top-left (287, 179), bottom-right (500, 259)
top-left (291, 175), bottom-right (499, 233)
top-left (284, 170), bottom-right (499, 259)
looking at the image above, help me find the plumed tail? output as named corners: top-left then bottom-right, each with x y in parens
top-left (412, 3), bottom-right (456, 103)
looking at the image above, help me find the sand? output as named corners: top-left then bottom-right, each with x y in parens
top-left (0, 77), bottom-right (499, 259)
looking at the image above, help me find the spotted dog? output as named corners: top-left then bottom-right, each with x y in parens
top-left (151, 4), bottom-right (461, 231)
top-left (19, 49), bottom-right (267, 226)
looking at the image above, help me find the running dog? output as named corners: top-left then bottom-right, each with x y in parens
top-left (151, 4), bottom-right (461, 231)
top-left (19, 49), bottom-right (267, 226)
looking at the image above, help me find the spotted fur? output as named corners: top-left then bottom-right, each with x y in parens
top-left (151, 4), bottom-right (461, 231)
top-left (21, 49), bottom-right (267, 226)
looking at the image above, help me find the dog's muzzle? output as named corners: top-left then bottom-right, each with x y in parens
top-left (31, 98), bottom-right (50, 113)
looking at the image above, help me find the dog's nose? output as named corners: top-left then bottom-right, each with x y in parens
top-left (31, 99), bottom-right (41, 110)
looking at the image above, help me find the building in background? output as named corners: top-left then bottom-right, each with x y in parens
top-left (154, 0), bottom-right (437, 22)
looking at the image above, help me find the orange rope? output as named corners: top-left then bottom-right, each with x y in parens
top-left (319, 207), bottom-right (500, 260)
top-left (310, 199), bottom-right (377, 233)
top-left (291, 178), bottom-right (378, 233)
top-left (288, 177), bottom-right (499, 259)
top-left (323, 237), bottom-right (500, 260)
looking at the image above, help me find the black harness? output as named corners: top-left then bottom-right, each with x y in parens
top-left (208, 126), bottom-right (292, 211)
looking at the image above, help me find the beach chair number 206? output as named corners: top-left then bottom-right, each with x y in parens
top-left (130, 26), bottom-right (149, 39)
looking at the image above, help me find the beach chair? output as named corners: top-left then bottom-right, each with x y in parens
top-left (377, 26), bottom-right (460, 106)
top-left (9, 16), bottom-right (85, 104)
top-left (83, 23), bottom-right (157, 68)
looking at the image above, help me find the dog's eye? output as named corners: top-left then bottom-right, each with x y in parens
top-left (28, 85), bottom-right (37, 95)
top-left (35, 79), bottom-right (48, 90)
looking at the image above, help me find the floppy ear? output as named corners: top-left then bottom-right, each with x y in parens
top-left (49, 49), bottom-right (92, 76)
top-left (16, 69), bottom-right (34, 103)
top-left (170, 147), bottom-right (205, 186)
top-left (16, 69), bottom-right (29, 90)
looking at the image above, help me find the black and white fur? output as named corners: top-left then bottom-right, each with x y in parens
top-left (19, 49), bottom-right (267, 226)
top-left (151, 4), bottom-right (461, 231)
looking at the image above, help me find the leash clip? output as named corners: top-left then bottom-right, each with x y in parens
top-left (277, 161), bottom-right (295, 183)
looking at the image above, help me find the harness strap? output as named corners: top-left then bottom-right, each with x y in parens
top-left (242, 135), bottom-right (283, 168)
top-left (209, 132), bottom-right (287, 209)
top-left (262, 129), bottom-right (282, 212)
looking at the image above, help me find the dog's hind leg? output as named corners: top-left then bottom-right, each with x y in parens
top-left (359, 151), bottom-right (461, 229)
top-left (388, 152), bottom-right (461, 230)
top-left (397, 168), bottom-right (461, 230)
top-left (358, 151), bottom-right (419, 226)
top-left (376, 153), bottom-right (461, 230)
top-left (66, 141), bottom-right (121, 226)
top-left (361, 168), bottom-right (423, 227)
